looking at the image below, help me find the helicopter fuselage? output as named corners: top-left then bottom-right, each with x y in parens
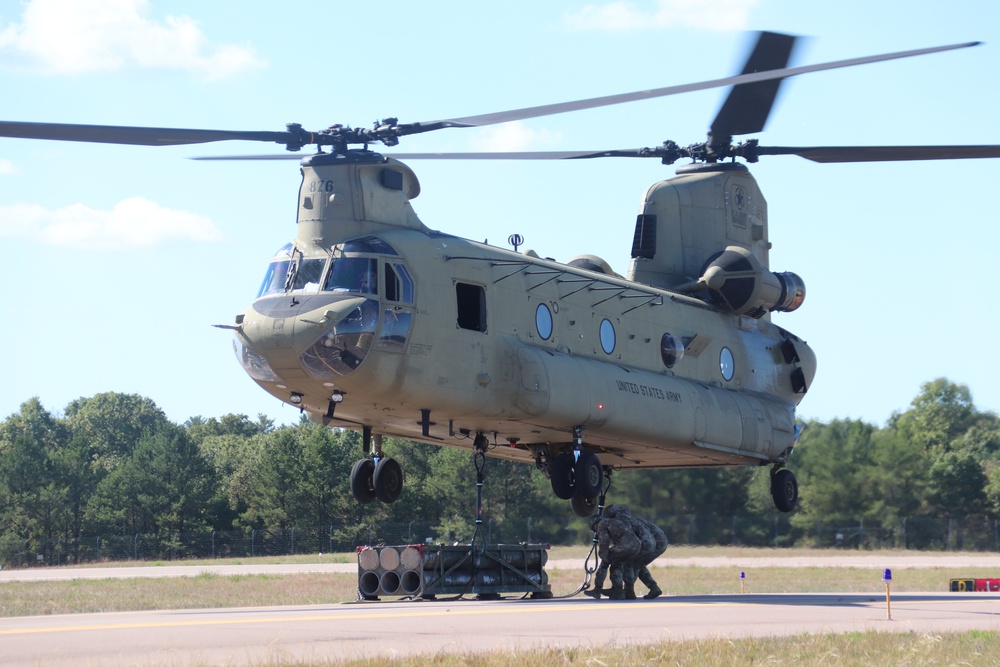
top-left (233, 152), bottom-right (816, 471)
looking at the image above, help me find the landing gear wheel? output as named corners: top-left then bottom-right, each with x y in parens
top-left (771, 469), bottom-right (798, 513)
top-left (571, 493), bottom-right (598, 517)
top-left (550, 452), bottom-right (576, 499)
top-left (575, 452), bottom-right (603, 499)
top-left (373, 457), bottom-right (404, 503)
top-left (350, 459), bottom-right (376, 504)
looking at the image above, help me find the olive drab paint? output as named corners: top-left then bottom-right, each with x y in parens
top-left (233, 151), bottom-right (816, 475)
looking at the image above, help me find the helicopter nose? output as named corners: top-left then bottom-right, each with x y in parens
top-left (298, 298), bottom-right (381, 380)
top-left (234, 295), bottom-right (379, 383)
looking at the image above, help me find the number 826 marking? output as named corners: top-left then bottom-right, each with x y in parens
top-left (309, 180), bottom-right (335, 193)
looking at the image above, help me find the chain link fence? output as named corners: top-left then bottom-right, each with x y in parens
top-left (6, 514), bottom-right (1000, 568)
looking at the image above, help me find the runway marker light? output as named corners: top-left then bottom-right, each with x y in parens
top-left (883, 568), bottom-right (892, 620)
top-left (740, 571), bottom-right (745, 594)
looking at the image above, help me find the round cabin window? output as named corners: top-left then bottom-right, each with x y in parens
top-left (720, 347), bottom-right (735, 381)
top-left (600, 319), bottom-right (616, 354)
top-left (660, 333), bottom-right (685, 368)
top-left (535, 303), bottom-right (553, 340)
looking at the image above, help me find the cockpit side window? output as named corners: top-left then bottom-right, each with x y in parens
top-left (384, 263), bottom-right (414, 303)
top-left (257, 243), bottom-right (295, 298)
top-left (324, 257), bottom-right (378, 295)
top-left (258, 259), bottom-right (291, 298)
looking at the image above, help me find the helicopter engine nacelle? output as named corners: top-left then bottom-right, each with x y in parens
top-left (697, 246), bottom-right (805, 317)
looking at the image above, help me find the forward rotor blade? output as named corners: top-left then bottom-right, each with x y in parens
top-left (191, 150), bottom-right (628, 161)
top-left (0, 121), bottom-right (293, 147)
top-left (756, 145), bottom-right (1000, 162)
top-left (195, 145), bottom-right (1000, 163)
top-left (0, 40), bottom-right (982, 152)
top-left (711, 32), bottom-right (797, 142)
top-left (402, 40), bottom-right (980, 135)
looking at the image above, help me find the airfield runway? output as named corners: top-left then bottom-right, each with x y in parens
top-left (3, 592), bottom-right (1000, 666)
top-left (2, 558), bottom-right (1000, 666)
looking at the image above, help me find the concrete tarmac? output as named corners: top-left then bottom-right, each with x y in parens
top-left (2, 592), bottom-right (1000, 666)
top-left (4, 556), bottom-right (1000, 665)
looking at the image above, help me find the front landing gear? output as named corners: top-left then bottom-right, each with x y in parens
top-left (351, 428), bottom-right (404, 504)
top-left (548, 427), bottom-right (605, 517)
top-left (547, 451), bottom-right (605, 516)
top-left (770, 466), bottom-right (798, 513)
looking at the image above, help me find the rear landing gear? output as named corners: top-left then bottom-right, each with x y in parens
top-left (770, 467), bottom-right (798, 513)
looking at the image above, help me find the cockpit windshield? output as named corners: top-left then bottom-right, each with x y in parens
top-left (257, 243), bottom-right (328, 298)
top-left (324, 257), bottom-right (378, 295)
top-left (288, 259), bottom-right (325, 293)
top-left (257, 238), bottom-right (398, 299)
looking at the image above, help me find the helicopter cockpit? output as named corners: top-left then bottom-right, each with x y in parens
top-left (256, 237), bottom-right (408, 299)
top-left (241, 236), bottom-right (416, 383)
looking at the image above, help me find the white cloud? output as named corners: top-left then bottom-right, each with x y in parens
top-left (0, 0), bottom-right (265, 80)
top-left (564, 0), bottom-right (757, 32)
top-left (0, 158), bottom-right (17, 175)
top-left (0, 197), bottom-right (223, 250)
top-left (468, 122), bottom-right (563, 152)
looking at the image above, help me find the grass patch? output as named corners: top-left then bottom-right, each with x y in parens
top-left (0, 561), bottom-right (987, 617)
top-left (322, 631), bottom-right (1000, 666)
top-left (3, 546), bottom-right (996, 617)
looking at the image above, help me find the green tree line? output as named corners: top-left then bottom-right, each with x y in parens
top-left (2, 378), bottom-right (999, 565)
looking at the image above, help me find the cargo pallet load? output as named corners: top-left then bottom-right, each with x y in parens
top-left (357, 543), bottom-right (552, 600)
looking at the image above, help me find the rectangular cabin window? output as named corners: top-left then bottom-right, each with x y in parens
top-left (455, 282), bottom-right (487, 332)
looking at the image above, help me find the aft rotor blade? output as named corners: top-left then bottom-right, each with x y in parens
top-left (757, 145), bottom-right (1000, 162)
top-left (0, 121), bottom-right (294, 147)
top-left (401, 40), bottom-right (980, 135)
top-left (387, 151), bottom-right (639, 160)
top-left (711, 31), bottom-right (797, 142)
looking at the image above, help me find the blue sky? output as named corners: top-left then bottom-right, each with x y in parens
top-left (1, 0), bottom-right (998, 428)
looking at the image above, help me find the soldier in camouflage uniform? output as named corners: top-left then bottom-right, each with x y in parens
top-left (599, 506), bottom-right (667, 600)
top-left (625, 512), bottom-right (667, 599)
top-left (584, 505), bottom-right (640, 600)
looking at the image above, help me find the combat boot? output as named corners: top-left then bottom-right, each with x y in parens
top-left (586, 566), bottom-right (608, 599)
top-left (607, 583), bottom-right (625, 600)
top-left (638, 568), bottom-right (661, 599)
top-left (624, 582), bottom-right (637, 599)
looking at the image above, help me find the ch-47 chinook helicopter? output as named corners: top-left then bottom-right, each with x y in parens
top-left (4, 33), bottom-right (1000, 518)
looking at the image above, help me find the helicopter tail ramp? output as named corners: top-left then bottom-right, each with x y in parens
top-left (357, 543), bottom-right (551, 600)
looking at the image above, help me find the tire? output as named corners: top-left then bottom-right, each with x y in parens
top-left (550, 452), bottom-right (576, 499)
top-left (571, 493), bottom-right (598, 517)
top-left (373, 457), bottom-right (404, 503)
top-left (350, 459), bottom-right (377, 504)
top-left (771, 469), bottom-right (798, 513)
top-left (574, 452), bottom-right (603, 499)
